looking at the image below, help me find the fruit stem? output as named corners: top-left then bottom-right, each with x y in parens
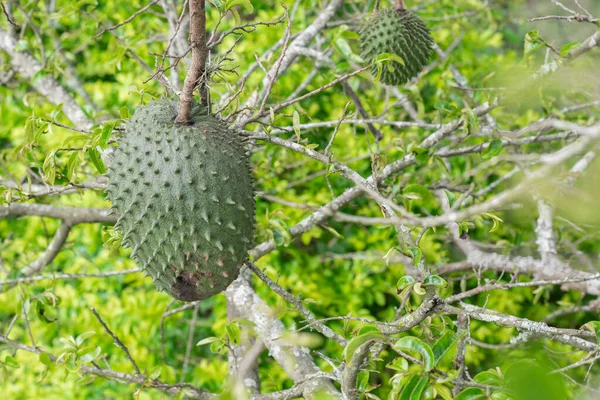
top-left (175, 0), bottom-right (208, 125)
top-left (395, 0), bottom-right (405, 11)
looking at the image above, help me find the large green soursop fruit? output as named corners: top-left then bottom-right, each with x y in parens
top-left (360, 8), bottom-right (433, 86)
top-left (106, 98), bottom-right (255, 302)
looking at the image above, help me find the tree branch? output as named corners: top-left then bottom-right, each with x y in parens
top-left (0, 28), bottom-right (92, 129)
top-left (175, 0), bottom-right (207, 124)
top-left (19, 222), bottom-right (72, 277)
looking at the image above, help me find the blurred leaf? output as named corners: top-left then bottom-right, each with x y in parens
top-left (39, 353), bottom-right (52, 367)
top-left (196, 337), bottom-right (221, 347)
top-left (423, 275), bottom-right (447, 288)
top-left (119, 106), bottom-right (131, 119)
top-left (87, 148), bottom-right (106, 174)
top-left (399, 375), bottom-right (428, 400)
top-left (560, 42), bottom-right (580, 57)
top-left (583, 321), bottom-right (600, 343)
top-left (455, 388), bottom-right (485, 400)
top-left (4, 356), bottom-right (19, 369)
top-left (394, 336), bottom-right (434, 371)
top-left (432, 331), bottom-right (458, 365)
top-left (226, 0), bottom-right (253, 14)
top-left (344, 332), bottom-right (383, 363)
top-left (482, 139), bottom-right (503, 159)
top-left (396, 276), bottom-right (416, 292)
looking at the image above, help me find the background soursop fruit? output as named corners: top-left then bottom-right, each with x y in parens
top-left (106, 98), bottom-right (255, 302)
top-left (360, 8), bottom-right (434, 86)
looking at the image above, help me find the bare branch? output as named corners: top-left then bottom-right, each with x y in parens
top-left (90, 307), bottom-right (142, 376)
top-left (341, 341), bottom-right (374, 400)
top-left (0, 268), bottom-right (140, 286)
top-left (0, 29), bottom-right (92, 129)
top-left (247, 262), bottom-right (347, 346)
top-left (176, 0), bottom-right (208, 123)
top-left (225, 273), bottom-right (341, 398)
top-left (93, 0), bottom-right (160, 39)
top-left (1, 1), bottom-right (19, 27)
top-left (0, 335), bottom-right (215, 399)
top-left (19, 222), bottom-right (72, 277)
top-left (0, 203), bottom-right (115, 224)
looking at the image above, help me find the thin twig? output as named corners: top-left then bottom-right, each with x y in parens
top-left (93, 0), bottom-right (160, 39)
top-left (1, 1), bottom-right (19, 27)
top-left (90, 307), bottom-right (142, 376)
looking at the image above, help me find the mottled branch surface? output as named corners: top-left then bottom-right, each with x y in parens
top-left (175, 0), bottom-right (207, 123)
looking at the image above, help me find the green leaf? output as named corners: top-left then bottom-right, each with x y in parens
top-left (423, 275), bottom-right (447, 288)
top-left (394, 336), bottom-right (435, 371)
top-left (226, 0), bottom-right (254, 13)
top-left (399, 375), bottom-right (428, 400)
top-left (229, 7), bottom-right (241, 25)
top-left (4, 356), bottom-right (19, 369)
top-left (373, 52), bottom-right (405, 67)
top-left (560, 42), bottom-right (580, 57)
top-left (455, 388), bottom-right (485, 400)
top-left (383, 247), bottom-right (401, 266)
top-left (435, 384), bottom-right (454, 400)
top-left (229, 318), bottom-right (256, 327)
top-left (67, 151), bottom-right (80, 182)
top-left (119, 106), bottom-right (131, 119)
top-left (24, 117), bottom-right (36, 144)
top-left (99, 124), bottom-right (114, 149)
top-left (583, 321), bottom-right (600, 344)
top-left (62, 133), bottom-right (89, 147)
top-left (269, 107), bottom-right (275, 123)
top-left (50, 103), bottom-right (64, 119)
top-left (524, 30), bottom-right (546, 56)
top-left (483, 212), bottom-right (504, 233)
top-left (473, 369), bottom-right (503, 386)
top-left (207, 0), bottom-right (224, 13)
top-left (431, 331), bottom-right (457, 365)
top-left (39, 353), bottom-right (52, 367)
top-left (387, 357), bottom-right (409, 371)
top-left (403, 184), bottom-right (434, 203)
top-left (226, 323), bottom-right (241, 345)
top-left (196, 337), bottom-right (221, 347)
top-left (292, 110), bottom-right (301, 140)
top-left (396, 276), bottom-right (416, 292)
top-left (413, 282), bottom-right (426, 296)
top-left (339, 29), bottom-right (360, 40)
top-left (43, 150), bottom-right (57, 185)
top-left (36, 300), bottom-right (58, 323)
top-left (357, 370), bottom-right (369, 391)
top-left (75, 331), bottom-right (96, 346)
top-left (322, 225), bottom-right (344, 238)
top-left (482, 139), bottom-right (503, 159)
top-left (490, 391), bottom-right (513, 400)
top-left (334, 38), bottom-right (364, 63)
top-left (409, 247), bottom-right (422, 264)
top-left (88, 148), bottom-right (106, 174)
top-left (344, 332), bottom-right (384, 363)
top-left (411, 147), bottom-right (430, 165)
top-left (444, 190), bottom-right (457, 208)
top-left (79, 347), bottom-right (101, 363)
top-left (149, 366), bottom-right (162, 380)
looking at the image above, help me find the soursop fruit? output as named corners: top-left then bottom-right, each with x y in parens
top-left (106, 98), bottom-right (255, 302)
top-left (360, 7), bottom-right (433, 86)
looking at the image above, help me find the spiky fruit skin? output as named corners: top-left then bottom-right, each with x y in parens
top-left (360, 8), bottom-right (433, 86)
top-left (106, 98), bottom-right (255, 302)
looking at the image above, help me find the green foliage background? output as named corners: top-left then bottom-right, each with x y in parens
top-left (1, 0), bottom-right (600, 399)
